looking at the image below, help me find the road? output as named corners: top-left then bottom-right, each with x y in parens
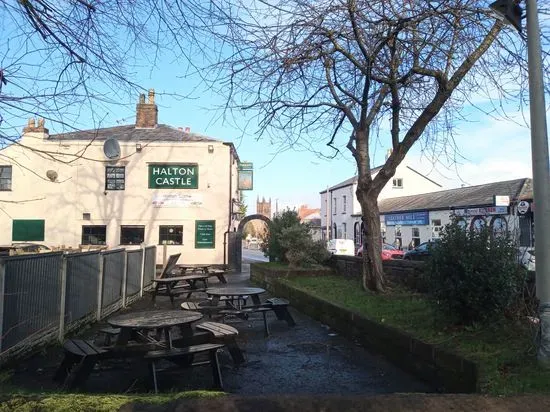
top-left (242, 247), bottom-right (269, 263)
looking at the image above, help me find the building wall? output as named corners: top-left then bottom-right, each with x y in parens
top-left (0, 132), bottom-right (239, 265)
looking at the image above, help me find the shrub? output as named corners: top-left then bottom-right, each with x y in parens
top-left (425, 217), bottom-right (525, 325)
top-left (263, 209), bottom-right (330, 267)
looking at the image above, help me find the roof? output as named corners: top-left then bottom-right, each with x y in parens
top-left (319, 166), bottom-right (382, 194)
top-left (378, 178), bottom-right (529, 214)
top-left (48, 124), bottom-right (219, 143)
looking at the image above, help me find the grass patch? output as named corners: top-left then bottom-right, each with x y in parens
top-left (0, 391), bottom-right (224, 411)
top-left (284, 275), bottom-right (550, 395)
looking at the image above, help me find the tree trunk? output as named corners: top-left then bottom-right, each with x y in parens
top-left (359, 194), bottom-right (385, 293)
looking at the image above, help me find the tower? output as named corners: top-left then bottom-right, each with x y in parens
top-left (256, 196), bottom-right (272, 219)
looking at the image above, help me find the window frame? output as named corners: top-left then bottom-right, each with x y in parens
top-left (120, 225), bottom-right (145, 245)
top-left (159, 225), bottom-right (183, 245)
top-left (392, 178), bottom-right (403, 188)
top-left (0, 165), bottom-right (12, 191)
top-left (81, 225), bottom-right (107, 245)
top-left (342, 195), bottom-right (347, 213)
top-left (333, 198), bottom-right (337, 215)
top-left (105, 166), bottom-right (126, 191)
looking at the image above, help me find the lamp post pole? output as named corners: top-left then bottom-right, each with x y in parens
top-left (525, 0), bottom-right (550, 366)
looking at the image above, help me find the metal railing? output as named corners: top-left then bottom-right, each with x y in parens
top-left (0, 245), bottom-right (156, 364)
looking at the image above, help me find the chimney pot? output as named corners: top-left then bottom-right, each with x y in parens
top-left (184, 127), bottom-right (191, 133)
top-left (148, 89), bottom-right (155, 104)
top-left (22, 116), bottom-right (49, 138)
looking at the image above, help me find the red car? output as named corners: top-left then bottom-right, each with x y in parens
top-left (356, 243), bottom-right (404, 260)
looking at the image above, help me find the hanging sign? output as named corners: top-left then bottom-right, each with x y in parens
top-left (238, 162), bottom-right (253, 190)
top-left (517, 201), bottom-right (530, 215)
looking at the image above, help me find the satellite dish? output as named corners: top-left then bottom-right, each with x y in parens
top-left (103, 138), bottom-right (121, 159)
top-left (46, 170), bottom-right (58, 181)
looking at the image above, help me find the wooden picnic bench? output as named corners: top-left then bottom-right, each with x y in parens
top-left (195, 321), bottom-right (245, 364)
top-left (145, 343), bottom-right (225, 393)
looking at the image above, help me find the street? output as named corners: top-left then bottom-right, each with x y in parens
top-left (242, 247), bottom-right (269, 263)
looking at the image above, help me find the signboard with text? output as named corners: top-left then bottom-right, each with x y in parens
top-left (152, 193), bottom-right (203, 208)
top-left (195, 220), bottom-right (215, 249)
top-left (385, 211), bottom-right (429, 226)
top-left (453, 206), bottom-right (508, 217)
top-left (148, 164), bottom-right (198, 189)
top-left (238, 162), bottom-right (253, 190)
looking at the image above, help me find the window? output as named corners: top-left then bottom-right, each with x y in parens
top-left (471, 216), bottom-right (486, 232)
top-left (411, 227), bottom-right (420, 248)
top-left (13, 219), bottom-right (45, 241)
top-left (342, 223), bottom-right (347, 239)
top-left (333, 198), bottom-right (337, 214)
top-left (392, 178), bottom-right (403, 188)
top-left (105, 166), bottom-right (125, 190)
top-left (491, 216), bottom-right (508, 238)
top-left (343, 196), bottom-right (347, 213)
top-left (159, 225), bottom-right (183, 245)
top-left (82, 225), bottom-right (107, 245)
top-left (431, 219), bottom-right (442, 239)
top-left (0, 166), bottom-right (12, 191)
top-left (394, 226), bottom-right (402, 249)
top-left (333, 223), bottom-right (337, 239)
top-left (354, 222), bottom-right (361, 246)
top-left (120, 225), bottom-right (145, 245)
top-left (457, 218), bottom-right (468, 230)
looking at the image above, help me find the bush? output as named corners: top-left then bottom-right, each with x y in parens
top-left (425, 218), bottom-right (525, 325)
top-left (263, 209), bottom-right (330, 267)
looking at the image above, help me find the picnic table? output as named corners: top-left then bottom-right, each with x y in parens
top-left (108, 309), bottom-right (203, 349)
top-left (152, 273), bottom-right (209, 306)
top-left (178, 265), bottom-right (228, 284)
top-left (206, 287), bottom-right (265, 308)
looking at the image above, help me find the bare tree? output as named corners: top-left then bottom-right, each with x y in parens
top-left (192, 0), bottom-right (550, 292)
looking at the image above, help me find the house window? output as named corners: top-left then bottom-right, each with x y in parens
top-left (81, 225), bottom-right (106, 245)
top-left (431, 219), bottom-right (442, 239)
top-left (13, 219), bottom-right (45, 241)
top-left (159, 225), bottom-right (183, 245)
top-left (491, 216), bottom-right (508, 238)
top-left (411, 227), bottom-right (420, 248)
top-left (105, 166), bottom-right (125, 190)
top-left (342, 223), bottom-right (347, 239)
top-left (0, 166), bottom-right (12, 191)
top-left (343, 196), bottom-right (347, 213)
top-left (120, 225), bottom-right (145, 245)
top-left (392, 178), bottom-right (403, 188)
top-left (333, 198), bottom-right (337, 214)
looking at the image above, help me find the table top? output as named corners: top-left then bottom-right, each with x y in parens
top-left (206, 287), bottom-right (265, 297)
top-left (179, 264), bottom-right (212, 270)
top-left (154, 274), bottom-right (209, 283)
top-left (108, 310), bottom-right (202, 329)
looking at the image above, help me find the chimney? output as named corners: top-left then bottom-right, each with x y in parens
top-left (22, 117), bottom-right (49, 140)
top-left (135, 89), bottom-right (158, 128)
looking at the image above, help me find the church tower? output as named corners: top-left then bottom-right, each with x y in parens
top-left (256, 196), bottom-right (272, 219)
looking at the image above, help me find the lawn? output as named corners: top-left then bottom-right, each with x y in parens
top-left (284, 275), bottom-right (550, 395)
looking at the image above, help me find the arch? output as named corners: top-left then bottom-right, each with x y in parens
top-left (230, 214), bottom-right (272, 272)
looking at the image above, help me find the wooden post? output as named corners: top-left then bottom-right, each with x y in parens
top-left (0, 260), bottom-right (5, 352)
top-left (139, 246), bottom-right (146, 297)
top-left (121, 250), bottom-right (128, 307)
top-left (97, 252), bottom-right (104, 321)
top-left (162, 243), bottom-right (167, 267)
top-left (58, 256), bottom-right (68, 342)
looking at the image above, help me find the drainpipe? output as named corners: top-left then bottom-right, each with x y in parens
top-left (223, 145), bottom-right (233, 268)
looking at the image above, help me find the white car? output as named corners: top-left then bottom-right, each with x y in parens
top-left (247, 238), bottom-right (261, 250)
top-left (326, 239), bottom-right (355, 256)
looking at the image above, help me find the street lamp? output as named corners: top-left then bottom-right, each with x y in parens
top-left (490, 0), bottom-right (550, 366)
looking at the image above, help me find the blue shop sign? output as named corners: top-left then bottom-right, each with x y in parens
top-left (385, 211), bottom-right (429, 226)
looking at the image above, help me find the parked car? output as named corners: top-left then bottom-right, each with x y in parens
top-left (403, 240), bottom-right (439, 261)
top-left (246, 237), bottom-right (261, 250)
top-left (356, 243), bottom-right (404, 260)
top-left (326, 239), bottom-right (355, 256)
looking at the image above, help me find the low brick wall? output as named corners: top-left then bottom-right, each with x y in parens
top-left (250, 263), bottom-right (334, 290)
top-left (251, 264), bottom-right (478, 393)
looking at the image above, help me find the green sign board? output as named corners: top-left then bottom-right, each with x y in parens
top-left (148, 164), bottom-right (198, 189)
top-left (239, 162), bottom-right (253, 170)
top-left (195, 220), bottom-right (215, 249)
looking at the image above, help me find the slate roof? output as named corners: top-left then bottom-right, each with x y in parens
top-left (319, 166), bottom-right (382, 194)
top-left (48, 124), bottom-right (219, 143)
top-left (378, 178), bottom-right (529, 214)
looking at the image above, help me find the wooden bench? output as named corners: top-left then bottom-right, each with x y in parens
top-left (144, 343), bottom-right (225, 393)
top-left (54, 339), bottom-right (110, 389)
top-left (195, 322), bottom-right (245, 364)
top-left (263, 298), bottom-right (296, 326)
top-left (206, 269), bottom-right (228, 284)
top-left (97, 327), bottom-right (121, 346)
top-left (218, 306), bottom-right (272, 337)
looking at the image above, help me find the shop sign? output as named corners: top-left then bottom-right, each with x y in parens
top-left (494, 195), bottom-right (510, 207)
top-left (195, 220), bottom-right (215, 249)
top-left (148, 164), bottom-right (198, 189)
top-left (152, 194), bottom-right (203, 208)
top-left (385, 211), bottom-right (429, 226)
top-left (453, 206), bottom-right (508, 217)
top-left (517, 201), bottom-right (530, 215)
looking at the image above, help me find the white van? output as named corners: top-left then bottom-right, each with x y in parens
top-left (326, 239), bottom-right (355, 256)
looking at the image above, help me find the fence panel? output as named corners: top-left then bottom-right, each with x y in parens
top-left (65, 251), bottom-right (100, 324)
top-left (126, 249), bottom-right (143, 297)
top-left (1, 253), bottom-right (63, 351)
top-left (143, 246), bottom-right (156, 287)
top-left (101, 249), bottom-right (125, 308)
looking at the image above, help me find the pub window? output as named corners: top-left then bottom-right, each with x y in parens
top-left (0, 166), bottom-right (12, 191)
top-left (120, 225), bottom-right (145, 245)
top-left (105, 166), bottom-right (125, 190)
top-left (343, 195), bottom-right (347, 213)
top-left (457, 218), bottom-right (468, 230)
top-left (81, 225), bottom-right (106, 245)
top-left (159, 225), bottom-right (183, 245)
top-left (412, 227), bottom-right (420, 247)
top-left (491, 216), bottom-right (508, 238)
top-left (431, 219), bottom-right (442, 238)
top-left (471, 216), bottom-right (486, 232)
top-left (392, 178), bottom-right (403, 188)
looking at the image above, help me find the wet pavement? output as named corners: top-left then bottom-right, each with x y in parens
top-left (4, 264), bottom-right (432, 395)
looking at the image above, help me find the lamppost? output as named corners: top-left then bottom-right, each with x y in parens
top-left (490, 0), bottom-right (550, 366)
